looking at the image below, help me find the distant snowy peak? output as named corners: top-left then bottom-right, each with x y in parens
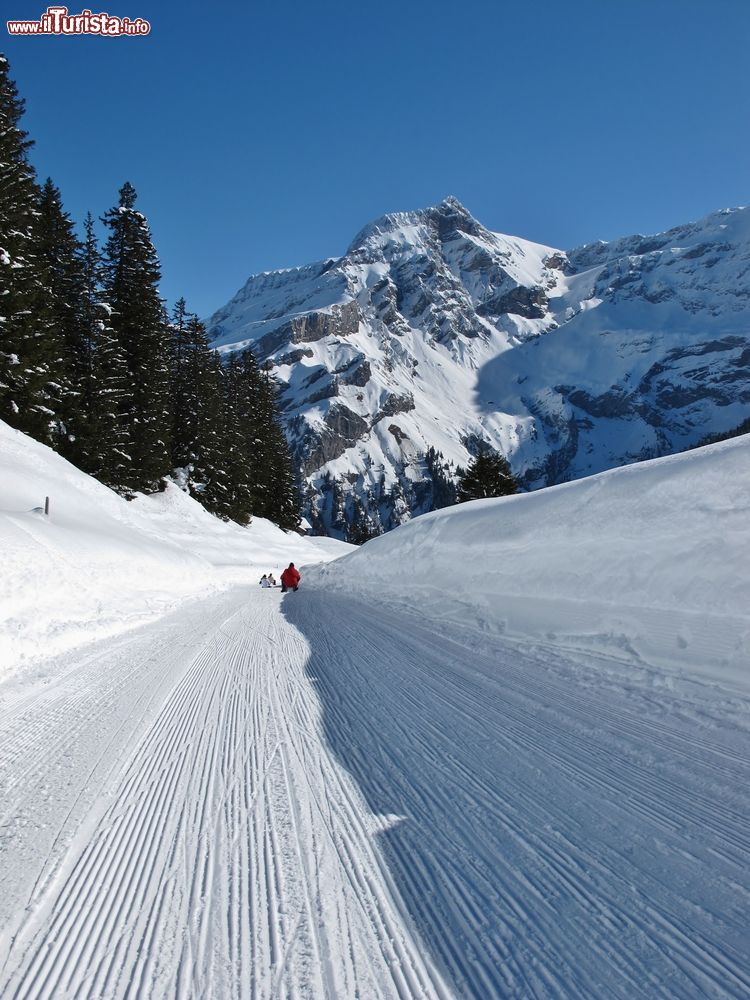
top-left (565, 206), bottom-right (750, 319)
top-left (349, 196), bottom-right (561, 270)
top-left (207, 199), bottom-right (750, 538)
top-left (345, 195), bottom-right (564, 304)
top-left (209, 197), bottom-right (565, 355)
top-left (569, 205), bottom-right (749, 268)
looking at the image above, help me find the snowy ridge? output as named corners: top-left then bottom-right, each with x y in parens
top-left (208, 198), bottom-right (750, 537)
top-left (308, 434), bottom-right (750, 690)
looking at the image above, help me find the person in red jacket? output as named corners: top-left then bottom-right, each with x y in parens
top-left (280, 562), bottom-right (301, 593)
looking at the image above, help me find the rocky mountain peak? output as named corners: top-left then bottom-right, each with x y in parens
top-left (427, 195), bottom-right (484, 239)
top-left (345, 195), bottom-right (484, 259)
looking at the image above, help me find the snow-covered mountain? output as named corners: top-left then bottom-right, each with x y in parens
top-left (208, 197), bottom-right (750, 536)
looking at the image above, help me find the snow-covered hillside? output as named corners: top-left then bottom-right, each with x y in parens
top-left (208, 198), bottom-right (750, 537)
top-left (309, 433), bottom-right (750, 690)
top-left (0, 421), bottom-right (349, 677)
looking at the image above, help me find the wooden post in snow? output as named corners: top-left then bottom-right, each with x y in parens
top-left (44, 496), bottom-right (49, 516)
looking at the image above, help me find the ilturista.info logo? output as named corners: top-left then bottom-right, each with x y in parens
top-left (7, 5), bottom-right (151, 35)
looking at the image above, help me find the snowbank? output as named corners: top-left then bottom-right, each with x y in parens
top-left (0, 421), bottom-right (351, 678)
top-left (309, 436), bottom-right (750, 690)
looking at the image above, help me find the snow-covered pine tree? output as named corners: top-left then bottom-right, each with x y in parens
top-left (217, 347), bottom-right (301, 529)
top-left (347, 495), bottom-right (380, 545)
top-left (426, 445), bottom-right (458, 509)
top-left (168, 303), bottom-right (232, 512)
top-left (456, 448), bottom-right (518, 503)
top-left (251, 364), bottom-right (276, 517)
top-left (254, 363), bottom-right (301, 530)
top-left (169, 297), bottom-right (199, 474)
top-left (102, 182), bottom-right (171, 493)
top-left (79, 213), bottom-right (132, 490)
top-left (330, 476), bottom-right (347, 538)
top-left (238, 349), bottom-right (269, 515)
top-left (303, 479), bottom-right (324, 535)
top-left (189, 348), bottom-right (232, 518)
top-left (35, 178), bottom-right (85, 452)
top-left (221, 351), bottom-right (255, 525)
top-left (265, 428), bottom-right (301, 531)
top-left (0, 56), bottom-right (63, 442)
top-left (387, 479), bottom-right (410, 528)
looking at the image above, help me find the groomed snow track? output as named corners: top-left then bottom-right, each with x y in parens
top-left (0, 589), bottom-right (448, 1000)
top-left (1, 586), bottom-right (748, 999)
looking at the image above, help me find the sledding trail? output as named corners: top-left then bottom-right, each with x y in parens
top-left (0, 589), bottom-right (449, 1000)
top-left (284, 592), bottom-right (750, 1000)
top-left (1, 584), bottom-right (749, 1000)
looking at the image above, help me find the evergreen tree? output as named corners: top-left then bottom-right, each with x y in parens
top-left (255, 363), bottom-right (300, 530)
top-left (102, 181), bottom-right (171, 492)
top-left (264, 417), bottom-right (301, 530)
top-left (426, 446), bottom-right (458, 509)
top-left (35, 178), bottom-right (85, 451)
top-left (330, 475), bottom-right (347, 537)
top-left (240, 351), bottom-right (270, 515)
top-left (169, 297), bottom-right (199, 472)
top-left (168, 301), bottom-right (232, 513)
top-left (457, 449), bottom-right (518, 503)
top-left (388, 479), bottom-right (410, 528)
top-left (221, 351), bottom-right (255, 524)
top-left (217, 349), bottom-right (301, 529)
top-left (0, 55), bottom-right (61, 441)
top-left (190, 349), bottom-right (232, 517)
top-left (304, 479), bottom-right (325, 535)
top-left (347, 494), bottom-right (380, 545)
top-left (79, 213), bottom-right (132, 489)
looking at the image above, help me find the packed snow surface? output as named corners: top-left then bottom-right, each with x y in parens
top-left (1, 425), bottom-right (748, 999)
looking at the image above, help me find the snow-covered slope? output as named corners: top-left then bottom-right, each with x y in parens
top-left (309, 434), bottom-right (750, 689)
top-left (0, 421), bottom-right (350, 677)
top-left (208, 198), bottom-right (750, 537)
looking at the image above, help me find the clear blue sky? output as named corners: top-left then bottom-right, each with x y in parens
top-left (5, 0), bottom-right (749, 318)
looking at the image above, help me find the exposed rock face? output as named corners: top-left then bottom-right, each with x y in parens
top-left (478, 284), bottom-right (548, 319)
top-left (208, 199), bottom-right (750, 537)
top-left (274, 347), bottom-right (314, 366)
top-left (374, 392), bottom-right (415, 421)
top-left (388, 424), bottom-right (409, 444)
top-left (338, 357), bottom-right (371, 387)
top-left (295, 404), bottom-right (370, 476)
top-left (288, 301), bottom-right (361, 344)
